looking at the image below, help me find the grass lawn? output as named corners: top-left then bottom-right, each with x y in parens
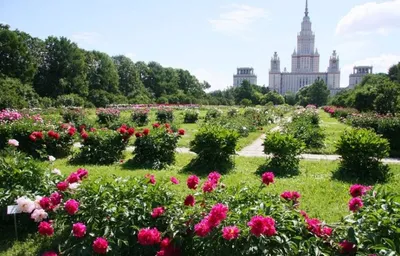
top-left (305, 110), bottom-right (350, 154)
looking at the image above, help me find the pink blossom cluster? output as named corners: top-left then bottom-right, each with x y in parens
top-left (96, 108), bottom-right (121, 116)
top-left (202, 171), bottom-right (221, 193)
top-left (0, 109), bottom-right (22, 123)
top-left (280, 191), bottom-right (301, 204)
top-left (247, 216), bottom-right (276, 237)
top-left (56, 168), bottom-right (88, 192)
top-left (194, 203), bottom-right (229, 237)
top-left (305, 217), bottom-right (332, 238)
top-left (348, 184), bottom-right (372, 212)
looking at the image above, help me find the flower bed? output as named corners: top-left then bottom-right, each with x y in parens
top-left (96, 108), bottom-right (120, 125)
top-left (132, 109), bottom-right (150, 126)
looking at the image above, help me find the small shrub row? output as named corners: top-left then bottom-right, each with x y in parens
top-left (183, 109), bottom-right (199, 123)
top-left (96, 108), bottom-right (120, 125)
top-left (132, 108), bottom-right (150, 126)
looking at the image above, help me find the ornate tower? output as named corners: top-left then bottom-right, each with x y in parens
top-left (269, 52), bottom-right (282, 92)
top-left (327, 50), bottom-right (340, 89)
top-left (270, 51), bottom-right (280, 73)
top-left (291, 0), bottom-right (320, 73)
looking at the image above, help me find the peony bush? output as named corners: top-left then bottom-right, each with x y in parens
top-left (132, 123), bottom-right (183, 169)
top-left (96, 108), bottom-right (120, 125)
top-left (156, 108), bottom-right (174, 123)
top-left (183, 109), bottom-right (199, 123)
top-left (132, 109), bottom-right (150, 126)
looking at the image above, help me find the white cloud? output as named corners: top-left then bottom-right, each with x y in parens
top-left (0, 21), bottom-right (8, 25)
top-left (124, 52), bottom-right (136, 60)
top-left (341, 54), bottom-right (400, 86)
top-left (336, 0), bottom-right (400, 36)
top-left (209, 4), bottom-right (267, 35)
top-left (71, 32), bottom-right (102, 45)
top-left (191, 68), bottom-right (231, 91)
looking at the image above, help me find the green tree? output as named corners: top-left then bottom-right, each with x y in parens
top-left (296, 78), bottom-right (329, 106)
top-left (33, 36), bottom-right (88, 98)
top-left (284, 92), bottom-right (296, 106)
top-left (112, 55), bottom-right (145, 96)
top-left (374, 80), bottom-right (400, 115)
top-left (388, 62), bottom-right (400, 83)
top-left (86, 51), bottom-right (119, 93)
top-left (0, 77), bottom-right (39, 109)
top-left (261, 91), bottom-right (285, 105)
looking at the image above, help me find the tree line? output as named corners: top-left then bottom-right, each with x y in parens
top-left (0, 24), bottom-right (211, 109)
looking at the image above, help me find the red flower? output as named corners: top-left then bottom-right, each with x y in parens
top-left (323, 226), bottom-right (333, 237)
top-left (187, 175), bottom-right (200, 189)
top-left (222, 226), bottom-right (240, 240)
top-left (165, 123), bottom-right (170, 129)
top-left (184, 195), bottom-right (195, 206)
top-left (280, 191), bottom-right (301, 203)
top-left (79, 125), bottom-right (86, 132)
top-left (92, 237), bottom-right (108, 254)
top-left (261, 172), bottom-right (274, 185)
top-left (81, 131), bottom-right (88, 140)
top-left (170, 177), bottom-right (179, 184)
top-left (247, 216), bottom-right (276, 237)
top-left (76, 168), bottom-right (88, 179)
top-left (194, 219), bottom-right (212, 237)
top-left (178, 129), bottom-right (185, 135)
top-left (202, 180), bottom-right (217, 193)
top-left (57, 181), bottom-right (68, 191)
top-left (38, 221), bottom-right (54, 236)
top-left (145, 174), bottom-right (156, 184)
top-left (29, 134), bottom-right (37, 142)
top-left (153, 123), bottom-right (160, 128)
top-left (339, 240), bottom-right (357, 254)
top-left (128, 127), bottom-right (135, 136)
top-left (119, 127), bottom-right (127, 134)
top-left (90, 127), bottom-right (96, 132)
top-left (138, 227), bottom-right (161, 245)
top-left (64, 199), bottom-right (79, 215)
top-left (42, 251), bottom-right (58, 256)
top-left (157, 237), bottom-right (181, 256)
top-left (68, 127), bottom-right (76, 136)
top-left (72, 222), bottom-right (86, 238)
top-left (135, 132), bottom-right (142, 138)
top-left (143, 128), bottom-right (150, 135)
top-left (34, 131), bottom-right (43, 140)
top-left (39, 197), bottom-right (52, 211)
top-left (151, 207), bottom-right (165, 218)
top-left (348, 197), bottom-right (363, 212)
top-left (349, 184), bottom-right (371, 198)
top-left (67, 173), bottom-right (80, 183)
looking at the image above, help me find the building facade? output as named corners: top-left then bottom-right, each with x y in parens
top-left (269, 0), bottom-right (340, 95)
top-left (348, 66), bottom-right (373, 89)
top-left (233, 67), bottom-right (257, 86)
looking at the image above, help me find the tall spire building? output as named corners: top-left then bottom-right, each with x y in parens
top-left (269, 0), bottom-right (341, 95)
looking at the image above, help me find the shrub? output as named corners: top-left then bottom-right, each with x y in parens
top-left (96, 108), bottom-right (120, 125)
top-left (227, 108), bottom-right (239, 117)
top-left (55, 94), bottom-right (85, 107)
top-left (240, 98), bottom-right (252, 106)
top-left (205, 108), bottom-right (222, 122)
top-left (335, 128), bottom-right (391, 182)
top-left (209, 116), bottom-right (257, 138)
top-left (183, 109), bottom-right (199, 123)
top-left (263, 131), bottom-right (304, 176)
top-left (0, 109), bottom-right (23, 123)
top-left (156, 108), bottom-right (174, 123)
top-left (73, 125), bottom-right (134, 164)
top-left (62, 108), bottom-right (87, 126)
top-left (189, 125), bottom-right (239, 171)
top-left (132, 109), bottom-right (150, 126)
top-left (132, 125), bottom-right (182, 169)
top-left (42, 124), bottom-right (77, 158)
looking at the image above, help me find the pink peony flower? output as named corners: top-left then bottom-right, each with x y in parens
top-left (38, 221), bottom-right (54, 236)
top-left (72, 222), bottom-right (86, 238)
top-left (261, 172), bottom-right (274, 185)
top-left (92, 237), bottom-right (108, 254)
top-left (145, 174), bottom-right (156, 184)
top-left (67, 173), bottom-right (80, 183)
top-left (348, 197), bottom-right (363, 212)
top-left (349, 184), bottom-right (372, 198)
top-left (138, 227), bottom-right (162, 245)
top-left (151, 207), bottom-right (165, 218)
top-left (8, 139), bottom-right (19, 147)
top-left (339, 240), bottom-right (357, 254)
top-left (247, 216), bottom-right (276, 237)
top-left (31, 209), bottom-right (48, 222)
top-left (222, 226), bottom-right (240, 240)
top-left (76, 168), bottom-right (88, 179)
top-left (39, 197), bottom-right (52, 211)
top-left (300, 210), bottom-right (309, 219)
top-left (170, 177), bottom-right (179, 184)
top-left (280, 191), bottom-right (301, 203)
top-left (207, 203), bottom-right (229, 227)
top-left (208, 171), bottom-right (221, 184)
top-left (50, 192), bottom-right (62, 206)
top-left (64, 199), bottom-right (80, 215)
top-left (187, 175), bottom-right (200, 189)
top-left (184, 195), bottom-right (195, 206)
top-left (194, 219), bottom-right (212, 237)
top-left (202, 180), bottom-right (217, 193)
top-left (42, 251), bottom-right (58, 256)
top-left (56, 181), bottom-right (68, 191)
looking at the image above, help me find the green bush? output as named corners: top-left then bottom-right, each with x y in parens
top-left (335, 128), bottom-right (391, 182)
top-left (205, 108), bottom-right (222, 122)
top-left (132, 109), bottom-right (150, 126)
top-left (62, 108), bottom-right (86, 124)
top-left (132, 126), bottom-right (182, 169)
top-left (156, 108), bottom-right (174, 123)
top-left (189, 125), bottom-right (239, 171)
top-left (55, 94), bottom-right (85, 107)
top-left (183, 109), bottom-right (199, 123)
top-left (73, 125), bottom-right (133, 164)
top-left (263, 131), bottom-right (304, 176)
top-left (227, 108), bottom-right (239, 117)
top-left (96, 108), bottom-right (120, 125)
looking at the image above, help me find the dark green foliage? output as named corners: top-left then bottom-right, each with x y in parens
top-left (189, 125), bottom-right (239, 172)
top-left (388, 62), bottom-right (400, 83)
top-left (0, 77), bottom-right (40, 109)
top-left (55, 93), bottom-right (85, 107)
top-left (132, 109), bottom-right (150, 126)
top-left (240, 98), bottom-right (252, 106)
top-left (205, 108), bottom-right (222, 122)
top-left (296, 79), bottom-right (329, 107)
top-left (183, 109), bottom-right (199, 123)
top-left (86, 51), bottom-right (119, 93)
top-left (132, 127), bottom-right (180, 169)
top-left (263, 131), bottom-right (304, 176)
top-left (261, 91), bottom-right (285, 105)
top-left (156, 108), bottom-right (174, 123)
top-left (335, 128), bottom-right (391, 183)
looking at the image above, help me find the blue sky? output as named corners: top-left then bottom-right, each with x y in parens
top-left (1, 0), bottom-right (400, 91)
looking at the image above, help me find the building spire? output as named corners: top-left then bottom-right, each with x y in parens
top-left (305, 0), bottom-right (309, 17)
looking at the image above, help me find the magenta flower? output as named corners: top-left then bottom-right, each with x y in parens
top-left (261, 172), bottom-right (274, 185)
top-left (348, 197), bottom-right (363, 212)
top-left (222, 226), bottom-right (240, 240)
top-left (72, 222), bottom-right (86, 238)
top-left (170, 177), bottom-right (179, 184)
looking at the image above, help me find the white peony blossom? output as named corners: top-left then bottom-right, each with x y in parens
top-left (48, 155), bottom-right (56, 162)
top-left (34, 196), bottom-right (43, 209)
top-left (8, 139), bottom-right (19, 147)
top-left (30, 209), bottom-right (48, 222)
top-left (68, 183), bottom-right (80, 190)
top-left (16, 196), bottom-right (35, 213)
top-left (51, 168), bottom-right (62, 175)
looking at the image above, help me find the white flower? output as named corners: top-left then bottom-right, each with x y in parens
top-left (68, 183), bottom-right (80, 190)
top-left (51, 168), bottom-right (62, 175)
top-left (30, 209), bottom-right (48, 222)
top-left (16, 196), bottom-right (35, 213)
top-left (242, 127), bottom-right (247, 130)
top-left (8, 139), bottom-right (19, 147)
top-left (34, 196), bottom-right (43, 209)
top-left (48, 155), bottom-right (56, 162)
